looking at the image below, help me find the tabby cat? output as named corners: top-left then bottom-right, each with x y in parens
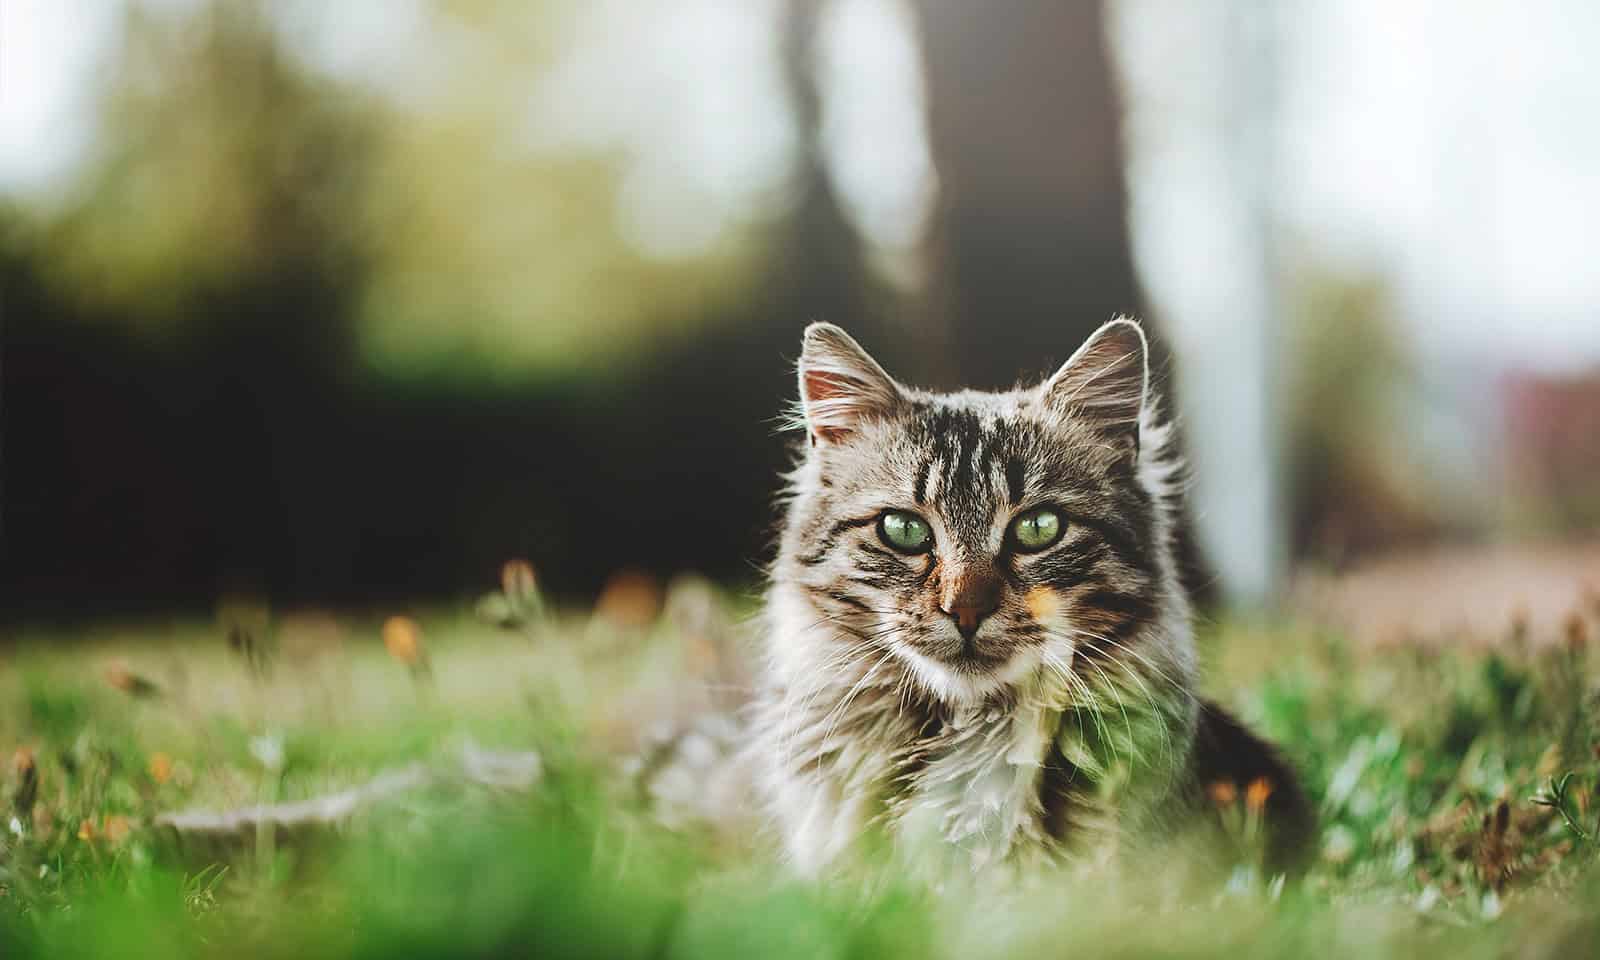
top-left (754, 318), bottom-right (1311, 877)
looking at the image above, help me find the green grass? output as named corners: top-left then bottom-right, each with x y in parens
top-left (2, 601), bottom-right (1598, 958)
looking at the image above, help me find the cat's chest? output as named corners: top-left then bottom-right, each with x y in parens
top-left (889, 703), bottom-right (1063, 867)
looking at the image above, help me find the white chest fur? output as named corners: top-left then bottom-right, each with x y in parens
top-left (893, 701), bottom-right (1061, 870)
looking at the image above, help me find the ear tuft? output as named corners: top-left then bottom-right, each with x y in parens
top-left (1039, 317), bottom-right (1149, 458)
top-left (797, 323), bottom-right (903, 444)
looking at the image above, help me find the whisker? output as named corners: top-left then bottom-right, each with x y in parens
top-left (1079, 656), bottom-right (1137, 771)
top-left (1040, 650), bottom-right (1093, 768)
top-left (1107, 654), bottom-right (1176, 767)
top-left (1076, 629), bottom-right (1192, 704)
top-left (814, 649), bottom-right (895, 778)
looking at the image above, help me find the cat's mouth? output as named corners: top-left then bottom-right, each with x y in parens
top-left (914, 623), bottom-right (1016, 672)
top-left (938, 646), bottom-right (1009, 673)
top-left (894, 633), bottom-right (1047, 704)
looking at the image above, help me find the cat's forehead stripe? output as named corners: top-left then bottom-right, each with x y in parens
top-left (912, 452), bottom-right (934, 505)
top-left (1004, 455), bottom-right (1026, 505)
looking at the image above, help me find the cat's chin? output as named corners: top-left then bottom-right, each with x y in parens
top-left (893, 642), bottom-right (1044, 706)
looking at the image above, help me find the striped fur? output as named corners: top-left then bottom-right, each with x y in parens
top-left (755, 319), bottom-right (1222, 876)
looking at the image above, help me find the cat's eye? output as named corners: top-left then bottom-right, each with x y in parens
top-left (878, 510), bottom-right (932, 554)
top-left (1010, 507), bottom-right (1063, 552)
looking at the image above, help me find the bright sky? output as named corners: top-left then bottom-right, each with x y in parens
top-left (0, 0), bottom-right (120, 195)
top-left (1275, 0), bottom-right (1600, 371)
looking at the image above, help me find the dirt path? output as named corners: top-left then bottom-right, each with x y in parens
top-left (1290, 540), bottom-right (1600, 647)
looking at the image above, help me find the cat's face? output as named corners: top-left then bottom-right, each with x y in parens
top-left (779, 320), bottom-right (1174, 705)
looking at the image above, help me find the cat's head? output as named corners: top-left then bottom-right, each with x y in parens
top-left (777, 319), bottom-right (1185, 705)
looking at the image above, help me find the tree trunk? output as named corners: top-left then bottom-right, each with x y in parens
top-left (913, 0), bottom-right (1146, 390)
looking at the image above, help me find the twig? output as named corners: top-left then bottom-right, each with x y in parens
top-left (152, 745), bottom-right (541, 838)
top-left (1531, 772), bottom-right (1590, 842)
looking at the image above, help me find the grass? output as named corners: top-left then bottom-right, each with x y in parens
top-left (2, 588), bottom-right (1599, 958)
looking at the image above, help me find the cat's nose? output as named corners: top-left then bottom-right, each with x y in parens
top-left (941, 570), bottom-right (1003, 641)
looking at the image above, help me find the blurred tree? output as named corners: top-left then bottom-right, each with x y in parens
top-left (912, 0), bottom-right (1148, 389)
top-left (24, 2), bottom-right (382, 599)
top-left (1284, 272), bottom-right (1445, 565)
top-left (775, 0), bottom-right (873, 335)
top-left (351, 1), bottom-right (765, 381)
top-left (1, 0), bottom-right (808, 612)
top-left (1, 0), bottom-right (1208, 618)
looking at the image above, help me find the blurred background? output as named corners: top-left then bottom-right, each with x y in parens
top-left (3, 0), bottom-right (1598, 631)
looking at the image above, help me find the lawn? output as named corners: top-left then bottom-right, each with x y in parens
top-left (2, 581), bottom-right (1598, 958)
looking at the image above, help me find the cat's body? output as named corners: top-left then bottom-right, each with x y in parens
top-left (752, 320), bottom-right (1311, 878)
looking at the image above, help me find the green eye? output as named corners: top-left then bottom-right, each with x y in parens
top-left (878, 511), bottom-right (932, 554)
top-left (1011, 507), bottom-right (1063, 552)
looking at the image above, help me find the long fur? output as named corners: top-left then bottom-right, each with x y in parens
top-left (750, 319), bottom-right (1308, 878)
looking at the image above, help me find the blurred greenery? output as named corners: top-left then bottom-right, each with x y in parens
top-left (0, 0), bottom-right (867, 612)
top-left (1283, 270), bottom-right (1449, 563)
top-left (22, 1), bottom-right (763, 383)
top-left (2, 597), bottom-right (1599, 957)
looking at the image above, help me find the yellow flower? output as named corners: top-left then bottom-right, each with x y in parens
top-left (1207, 779), bottom-right (1238, 808)
top-left (594, 571), bottom-right (662, 628)
top-left (149, 752), bottom-right (174, 785)
top-left (501, 559), bottom-right (537, 602)
top-left (1245, 776), bottom-right (1275, 814)
top-left (77, 819), bottom-right (95, 842)
top-left (382, 616), bottom-right (424, 666)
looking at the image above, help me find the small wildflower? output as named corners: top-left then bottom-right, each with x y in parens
top-left (102, 814), bottom-right (132, 844)
top-left (148, 752), bottom-right (174, 785)
top-left (1563, 612), bottom-right (1588, 653)
top-left (382, 616), bottom-right (424, 666)
top-left (1208, 779), bottom-right (1238, 808)
top-left (1481, 889), bottom-right (1503, 920)
top-left (249, 734), bottom-right (286, 773)
top-left (501, 559), bottom-right (537, 605)
top-left (1245, 776), bottom-right (1275, 814)
top-left (479, 559), bottom-right (545, 629)
top-left (1322, 824), bottom-right (1356, 864)
top-left (594, 570), bottom-right (663, 628)
top-left (7, 816), bottom-right (21, 840)
top-left (105, 663), bottom-right (161, 698)
top-left (78, 819), bottom-right (95, 842)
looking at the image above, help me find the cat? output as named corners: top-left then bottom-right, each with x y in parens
top-left (752, 318), bottom-right (1312, 879)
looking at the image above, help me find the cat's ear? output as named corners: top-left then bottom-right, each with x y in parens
top-left (1039, 317), bottom-right (1148, 459)
top-left (797, 323), bottom-right (904, 444)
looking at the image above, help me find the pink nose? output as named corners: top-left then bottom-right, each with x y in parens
top-left (941, 570), bottom-right (1003, 641)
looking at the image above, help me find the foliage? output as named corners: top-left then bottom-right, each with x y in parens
top-left (21, 0), bottom-right (766, 383)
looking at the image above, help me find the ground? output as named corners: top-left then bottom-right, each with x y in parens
top-left (2, 579), bottom-right (1599, 958)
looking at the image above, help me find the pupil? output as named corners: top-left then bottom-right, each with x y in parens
top-left (1019, 511), bottom-right (1055, 546)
